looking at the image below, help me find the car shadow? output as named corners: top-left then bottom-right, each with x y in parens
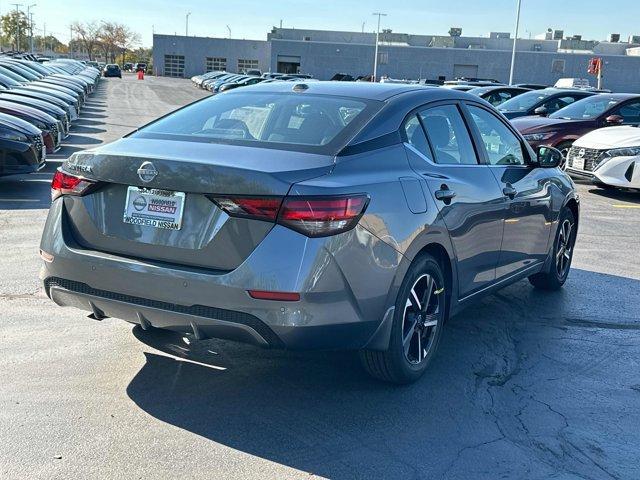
top-left (69, 125), bottom-right (107, 135)
top-left (586, 187), bottom-right (640, 204)
top-left (79, 113), bottom-right (107, 119)
top-left (0, 173), bottom-right (52, 209)
top-left (73, 118), bottom-right (105, 127)
top-left (126, 268), bottom-right (640, 479)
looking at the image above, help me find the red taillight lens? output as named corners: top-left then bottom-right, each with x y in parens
top-left (211, 196), bottom-right (282, 221)
top-left (278, 195), bottom-right (369, 237)
top-left (211, 194), bottom-right (369, 237)
top-left (51, 169), bottom-right (95, 200)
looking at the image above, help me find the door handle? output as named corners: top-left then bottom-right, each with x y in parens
top-left (435, 188), bottom-right (456, 202)
top-left (503, 185), bottom-right (517, 199)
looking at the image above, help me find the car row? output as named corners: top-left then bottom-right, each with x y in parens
top-left (0, 57), bottom-right (101, 177)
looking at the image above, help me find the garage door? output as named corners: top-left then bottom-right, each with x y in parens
top-left (164, 55), bottom-right (185, 78)
top-left (453, 64), bottom-right (479, 79)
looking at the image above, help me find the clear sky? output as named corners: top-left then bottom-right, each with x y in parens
top-left (7, 0), bottom-right (640, 48)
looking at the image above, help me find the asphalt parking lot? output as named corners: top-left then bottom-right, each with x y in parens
top-left (1, 75), bottom-right (639, 480)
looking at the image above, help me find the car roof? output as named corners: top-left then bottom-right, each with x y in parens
top-left (239, 81), bottom-right (448, 101)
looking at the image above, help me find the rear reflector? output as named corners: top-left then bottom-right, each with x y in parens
top-left (248, 290), bottom-right (300, 302)
top-left (51, 168), bottom-right (95, 200)
top-left (211, 194), bottom-right (369, 237)
top-left (39, 249), bottom-right (54, 263)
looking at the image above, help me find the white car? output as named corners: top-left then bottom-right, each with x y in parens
top-left (565, 126), bottom-right (640, 189)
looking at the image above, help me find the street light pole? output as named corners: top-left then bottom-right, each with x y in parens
top-left (185, 12), bottom-right (191, 36)
top-left (372, 12), bottom-right (386, 82)
top-left (508, 0), bottom-right (522, 85)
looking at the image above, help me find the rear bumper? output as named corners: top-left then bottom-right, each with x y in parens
top-left (40, 199), bottom-right (402, 350)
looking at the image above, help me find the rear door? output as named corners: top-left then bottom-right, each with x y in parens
top-left (403, 102), bottom-right (506, 298)
top-left (464, 102), bottom-right (552, 278)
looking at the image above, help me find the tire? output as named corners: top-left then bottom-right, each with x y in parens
top-left (528, 208), bottom-right (576, 290)
top-left (360, 254), bottom-right (447, 384)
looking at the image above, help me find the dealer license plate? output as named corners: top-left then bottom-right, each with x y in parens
top-left (572, 156), bottom-right (585, 170)
top-left (123, 187), bottom-right (185, 231)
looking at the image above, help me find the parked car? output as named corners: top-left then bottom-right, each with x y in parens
top-left (468, 86), bottom-right (531, 107)
top-left (0, 88), bottom-right (78, 121)
top-left (514, 83), bottom-right (548, 90)
top-left (554, 78), bottom-right (591, 89)
top-left (123, 63), bottom-right (133, 72)
top-left (512, 93), bottom-right (640, 158)
top-left (40, 82), bottom-right (578, 384)
top-left (0, 92), bottom-right (70, 137)
top-left (193, 71), bottom-right (227, 88)
top-left (498, 88), bottom-right (596, 119)
top-left (0, 111), bottom-right (45, 176)
top-left (0, 100), bottom-right (62, 153)
top-left (103, 64), bottom-right (122, 78)
top-left (134, 63), bottom-right (147, 73)
top-left (565, 126), bottom-right (640, 189)
top-left (219, 76), bottom-right (264, 92)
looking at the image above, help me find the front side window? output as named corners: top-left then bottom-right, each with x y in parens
top-left (468, 106), bottom-right (525, 166)
top-left (419, 105), bottom-right (477, 165)
top-left (614, 101), bottom-right (640, 124)
top-left (134, 92), bottom-right (378, 154)
top-left (498, 90), bottom-right (554, 112)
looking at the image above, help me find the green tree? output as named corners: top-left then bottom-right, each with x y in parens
top-left (1, 10), bottom-right (29, 51)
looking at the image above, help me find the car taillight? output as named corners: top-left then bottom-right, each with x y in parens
top-left (211, 194), bottom-right (369, 237)
top-left (51, 169), bottom-right (95, 201)
top-left (211, 196), bottom-right (282, 221)
top-left (278, 195), bottom-right (369, 237)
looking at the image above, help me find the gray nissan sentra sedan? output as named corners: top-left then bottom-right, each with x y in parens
top-left (40, 82), bottom-right (579, 383)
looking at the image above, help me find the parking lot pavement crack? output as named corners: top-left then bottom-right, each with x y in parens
top-left (0, 289), bottom-right (43, 300)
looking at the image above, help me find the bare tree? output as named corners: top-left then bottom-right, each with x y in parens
top-left (70, 21), bottom-right (102, 61)
top-left (99, 21), bottom-right (140, 64)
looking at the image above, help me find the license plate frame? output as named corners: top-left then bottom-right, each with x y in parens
top-left (123, 186), bottom-right (186, 231)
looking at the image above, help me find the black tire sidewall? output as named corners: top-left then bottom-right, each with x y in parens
top-left (553, 208), bottom-right (576, 284)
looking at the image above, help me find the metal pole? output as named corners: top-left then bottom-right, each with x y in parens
top-left (185, 12), bottom-right (191, 36)
top-left (372, 12), bottom-right (386, 82)
top-left (26, 4), bottom-right (34, 52)
top-left (508, 0), bottom-right (522, 85)
top-left (597, 60), bottom-right (603, 90)
top-left (11, 3), bottom-right (23, 51)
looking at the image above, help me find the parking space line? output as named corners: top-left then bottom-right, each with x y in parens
top-left (612, 204), bottom-right (640, 209)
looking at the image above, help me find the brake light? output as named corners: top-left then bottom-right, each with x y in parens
top-left (211, 194), bottom-right (369, 237)
top-left (278, 195), bottom-right (369, 237)
top-left (51, 169), bottom-right (95, 200)
top-left (211, 196), bottom-right (282, 221)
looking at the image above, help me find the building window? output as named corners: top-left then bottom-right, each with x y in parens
top-left (303, 36), bottom-right (311, 41)
top-left (551, 59), bottom-right (566, 74)
top-left (164, 54), bottom-right (185, 77)
top-left (206, 57), bottom-right (227, 72)
top-left (378, 51), bottom-right (389, 65)
top-left (237, 59), bottom-right (259, 73)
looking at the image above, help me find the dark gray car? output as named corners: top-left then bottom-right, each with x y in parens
top-left (40, 82), bottom-right (579, 383)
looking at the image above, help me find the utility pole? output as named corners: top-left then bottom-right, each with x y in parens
top-left (185, 11), bottom-right (191, 36)
top-left (508, 0), bottom-right (522, 85)
top-left (226, 25), bottom-right (231, 39)
top-left (69, 25), bottom-right (72, 58)
top-left (372, 12), bottom-right (386, 82)
top-left (26, 3), bottom-right (35, 52)
top-left (11, 3), bottom-right (23, 51)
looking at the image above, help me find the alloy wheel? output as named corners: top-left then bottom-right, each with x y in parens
top-left (402, 274), bottom-right (443, 365)
top-left (556, 219), bottom-right (573, 277)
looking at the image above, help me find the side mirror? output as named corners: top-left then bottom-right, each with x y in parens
top-left (605, 114), bottom-right (624, 125)
top-left (534, 106), bottom-right (549, 116)
top-left (536, 146), bottom-right (563, 168)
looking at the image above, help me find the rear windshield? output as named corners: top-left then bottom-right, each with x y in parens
top-left (133, 92), bottom-right (379, 154)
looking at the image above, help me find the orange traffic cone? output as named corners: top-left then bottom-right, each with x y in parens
top-left (137, 70), bottom-right (144, 80)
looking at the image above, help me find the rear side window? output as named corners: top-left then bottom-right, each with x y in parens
top-left (418, 105), bottom-right (478, 165)
top-left (403, 115), bottom-right (431, 156)
top-left (468, 106), bottom-right (525, 166)
top-left (134, 92), bottom-right (378, 153)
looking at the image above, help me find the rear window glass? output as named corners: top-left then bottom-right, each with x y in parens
top-left (133, 92), bottom-right (378, 153)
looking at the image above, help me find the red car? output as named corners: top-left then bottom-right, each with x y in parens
top-left (512, 94), bottom-right (640, 158)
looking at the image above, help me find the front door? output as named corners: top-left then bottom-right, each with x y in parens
top-left (403, 104), bottom-right (506, 298)
top-left (464, 103), bottom-right (553, 279)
